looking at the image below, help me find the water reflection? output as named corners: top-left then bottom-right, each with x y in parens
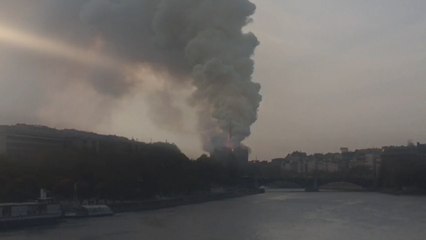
top-left (1, 191), bottom-right (426, 240)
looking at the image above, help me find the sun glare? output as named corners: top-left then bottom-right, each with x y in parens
top-left (0, 23), bottom-right (121, 69)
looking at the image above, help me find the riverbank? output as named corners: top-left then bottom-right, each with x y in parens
top-left (0, 189), bottom-right (265, 231)
top-left (109, 188), bottom-right (265, 213)
top-left (2, 191), bottom-right (426, 240)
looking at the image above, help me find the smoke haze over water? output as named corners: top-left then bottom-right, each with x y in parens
top-left (0, 0), bottom-right (261, 152)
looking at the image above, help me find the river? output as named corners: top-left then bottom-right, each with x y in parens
top-left (1, 191), bottom-right (425, 240)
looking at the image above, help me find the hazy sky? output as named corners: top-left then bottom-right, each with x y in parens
top-left (1, 0), bottom-right (426, 159)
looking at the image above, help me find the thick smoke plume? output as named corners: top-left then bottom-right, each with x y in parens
top-left (2, 0), bottom-right (262, 152)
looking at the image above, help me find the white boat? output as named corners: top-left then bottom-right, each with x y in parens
top-left (0, 200), bottom-right (62, 229)
top-left (0, 189), bottom-right (62, 229)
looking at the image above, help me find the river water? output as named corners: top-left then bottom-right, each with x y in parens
top-left (1, 191), bottom-right (426, 240)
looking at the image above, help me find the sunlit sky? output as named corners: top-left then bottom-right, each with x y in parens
top-left (1, 0), bottom-right (426, 159)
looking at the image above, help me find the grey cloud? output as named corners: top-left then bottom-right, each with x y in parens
top-left (75, 0), bottom-right (262, 151)
top-left (0, 0), bottom-right (261, 152)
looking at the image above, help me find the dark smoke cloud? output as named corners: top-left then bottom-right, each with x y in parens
top-left (78, 0), bottom-right (262, 151)
top-left (1, 0), bottom-right (262, 151)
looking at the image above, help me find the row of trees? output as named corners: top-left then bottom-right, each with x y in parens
top-left (0, 143), bottom-right (238, 202)
top-left (7, 140), bottom-right (425, 202)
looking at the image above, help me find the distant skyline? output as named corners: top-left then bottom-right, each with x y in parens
top-left (1, 0), bottom-right (426, 159)
top-left (246, 0), bottom-right (426, 159)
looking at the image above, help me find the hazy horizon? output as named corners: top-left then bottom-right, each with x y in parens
top-left (1, 0), bottom-right (426, 159)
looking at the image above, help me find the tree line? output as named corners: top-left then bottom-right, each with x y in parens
top-left (0, 143), bottom-right (238, 202)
